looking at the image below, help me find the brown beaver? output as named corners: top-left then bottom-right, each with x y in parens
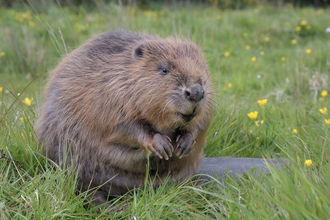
top-left (35, 30), bottom-right (213, 206)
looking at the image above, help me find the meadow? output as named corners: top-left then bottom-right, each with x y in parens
top-left (0, 2), bottom-right (330, 219)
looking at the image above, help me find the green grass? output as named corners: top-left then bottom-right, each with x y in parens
top-left (1, 2), bottom-right (330, 219)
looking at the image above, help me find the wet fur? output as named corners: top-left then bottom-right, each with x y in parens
top-left (35, 30), bottom-right (213, 205)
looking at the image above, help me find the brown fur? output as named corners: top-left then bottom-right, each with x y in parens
top-left (35, 30), bottom-right (213, 206)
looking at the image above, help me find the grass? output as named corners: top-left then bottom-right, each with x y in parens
top-left (1, 2), bottom-right (330, 219)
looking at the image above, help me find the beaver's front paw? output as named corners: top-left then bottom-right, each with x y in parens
top-left (175, 132), bottom-right (196, 159)
top-left (145, 133), bottom-right (173, 160)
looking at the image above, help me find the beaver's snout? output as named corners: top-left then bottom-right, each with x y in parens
top-left (184, 84), bottom-right (204, 102)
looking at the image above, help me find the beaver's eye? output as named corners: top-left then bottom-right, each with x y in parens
top-left (160, 67), bottom-right (168, 75)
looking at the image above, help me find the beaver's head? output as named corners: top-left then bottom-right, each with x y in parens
top-left (130, 38), bottom-right (213, 131)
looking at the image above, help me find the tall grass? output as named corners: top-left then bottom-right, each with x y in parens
top-left (0, 2), bottom-right (329, 219)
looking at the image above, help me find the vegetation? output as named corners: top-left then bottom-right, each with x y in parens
top-left (0, 2), bottom-right (329, 219)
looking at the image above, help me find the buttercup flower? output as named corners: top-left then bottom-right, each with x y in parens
top-left (28, 21), bottom-right (35, 27)
top-left (224, 51), bottom-right (230, 57)
top-left (75, 23), bottom-right (87, 32)
top-left (281, 56), bottom-right (286, 62)
top-left (292, 129), bottom-right (298, 134)
top-left (325, 119), bottom-right (330, 126)
top-left (304, 159), bottom-right (312, 167)
top-left (257, 99), bottom-right (267, 106)
top-left (305, 49), bottom-right (312, 54)
top-left (291, 39), bottom-right (297, 44)
top-left (0, 86), bottom-right (3, 93)
top-left (264, 37), bottom-right (270, 42)
top-left (0, 51), bottom-right (5, 57)
top-left (251, 56), bottom-right (257, 62)
top-left (245, 45), bottom-right (250, 50)
top-left (255, 120), bottom-right (264, 127)
top-left (300, 20), bottom-right (307, 26)
top-left (319, 107), bottom-right (327, 115)
top-left (321, 90), bottom-right (328, 97)
top-left (227, 83), bottom-right (232, 88)
top-left (247, 111), bottom-right (258, 120)
top-left (23, 97), bottom-right (33, 106)
top-left (260, 51), bottom-right (264, 55)
top-left (295, 26), bottom-right (301, 31)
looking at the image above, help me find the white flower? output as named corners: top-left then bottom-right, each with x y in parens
top-left (326, 27), bottom-right (330, 33)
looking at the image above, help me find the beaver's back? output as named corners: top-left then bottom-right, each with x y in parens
top-left (37, 30), bottom-right (148, 162)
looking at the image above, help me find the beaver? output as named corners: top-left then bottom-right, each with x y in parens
top-left (35, 30), bottom-right (213, 206)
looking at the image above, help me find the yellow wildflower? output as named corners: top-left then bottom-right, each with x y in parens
top-left (251, 57), bottom-right (257, 62)
top-left (319, 107), bottom-right (327, 115)
top-left (224, 51), bottom-right (230, 57)
top-left (75, 23), bottom-right (87, 32)
top-left (291, 39), bottom-right (297, 44)
top-left (0, 51), bottom-right (5, 57)
top-left (243, 32), bottom-right (248, 37)
top-left (28, 21), bottom-right (35, 28)
top-left (295, 26), bottom-right (301, 31)
top-left (325, 119), bottom-right (330, 126)
top-left (257, 99), bottom-right (268, 106)
top-left (281, 57), bottom-right (286, 62)
top-left (247, 111), bottom-right (258, 120)
top-left (23, 97), bottom-right (33, 106)
top-left (0, 87), bottom-right (3, 92)
top-left (227, 83), bottom-right (232, 88)
top-left (292, 129), bottom-right (298, 134)
top-left (260, 51), bottom-right (264, 55)
top-left (321, 90), bottom-right (328, 97)
top-left (306, 25), bottom-right (311, 30)
top-left (245, 45), bottom-right (250, 50)
top-left (15, 14), bottom-right (24, 22)
top-left (22, 10), bottom-right (31, 19)
top-left (304, 159), bottom-right (312, 167)
top-left (305, 49), bottom-right (312, 54)
top-left (300, 20), bottom-right (307, 26)
top-left (19, 117), bottom-right (24, 122)
top-left (264, 37), bottom-right (270, 42)
top-left (255, 120), bottom-right (264, 127)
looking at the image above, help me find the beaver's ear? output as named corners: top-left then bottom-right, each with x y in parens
top-left (133, 43), bottom-right (145, 59)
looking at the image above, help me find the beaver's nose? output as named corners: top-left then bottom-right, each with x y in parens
top-left (184, 84), bottom-right (204, 102)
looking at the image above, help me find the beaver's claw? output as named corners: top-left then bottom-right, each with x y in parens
top-left (146, 133), bottom-right (173, 160)
top-left (175, 132), bottom-right (195, 159)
